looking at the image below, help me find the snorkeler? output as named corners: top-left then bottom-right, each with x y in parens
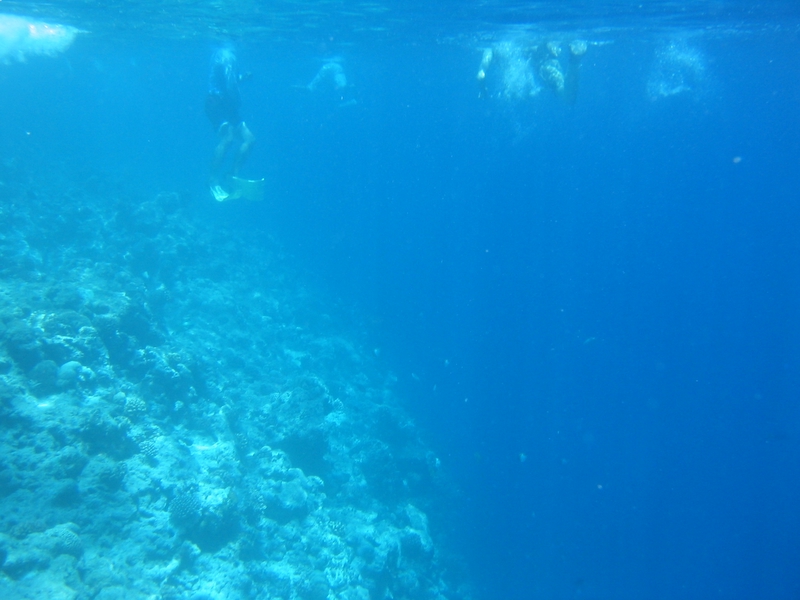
top-left (307, 60), bottom-right (347, 92)
top-left (537, 40), bottom-right (587, 104)
top-left (205, 46), bottom-right (256, 201)
top-left (477, 38), bottom-right (588, 104)
top-left (297, 58), bottom-right (357, 109)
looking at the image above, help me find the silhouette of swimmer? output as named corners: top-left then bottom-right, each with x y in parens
top-left (539, 40), bottom-right (587, 104)
top-left (205, 47), bottom-right (255, 197)
top-left (307, 60), bottom-right (347, 92)
top-left (299, 59), bottom-right (357, 109)
top-left (477, 39), bottom-right (587, 104)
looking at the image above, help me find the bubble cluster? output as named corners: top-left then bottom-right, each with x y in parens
top-left (0, 14), bottom-right (81, 63)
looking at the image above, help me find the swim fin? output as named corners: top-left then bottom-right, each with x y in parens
top-left (231, 176), bottom-right (266, 202)
top-left (210, 184), bottom-right (230, 202)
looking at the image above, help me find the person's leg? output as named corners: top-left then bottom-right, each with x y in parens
top-left (561, 40), bottom-right (587, 105)
top-left (232, 123), bottom-right (255, 176)
top-left (211, 123), bottom-right (235, 183)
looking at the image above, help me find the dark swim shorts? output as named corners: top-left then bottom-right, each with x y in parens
top-left (205, 92), bottom-right (241, 132)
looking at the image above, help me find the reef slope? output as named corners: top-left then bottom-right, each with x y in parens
top-left (0, 167), bottom-right (469, 600)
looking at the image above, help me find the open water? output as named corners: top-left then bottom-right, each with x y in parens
top-left (0, 1), bottom-right (799, 599)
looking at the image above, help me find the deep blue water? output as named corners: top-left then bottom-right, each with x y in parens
top-left (1, 2), bottom-right (800, 599)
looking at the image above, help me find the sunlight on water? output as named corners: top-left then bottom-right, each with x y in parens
top-left (0, 1), bottom-right (796, 42)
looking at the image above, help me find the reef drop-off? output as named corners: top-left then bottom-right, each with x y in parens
top-left (0, 163), bottom-right (471, 600)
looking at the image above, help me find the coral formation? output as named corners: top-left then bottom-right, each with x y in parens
top-left (0, 166), bottom-right (470, 599)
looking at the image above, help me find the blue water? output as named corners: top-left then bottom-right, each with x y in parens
top-left (1, 2), bottom-right (799, 598)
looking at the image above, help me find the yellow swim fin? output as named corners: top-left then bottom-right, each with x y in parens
top-left (231, 176), bottom-right (266, 202)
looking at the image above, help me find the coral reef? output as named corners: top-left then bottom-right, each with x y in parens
top-left (0, 165), bottom-right (470, 600)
